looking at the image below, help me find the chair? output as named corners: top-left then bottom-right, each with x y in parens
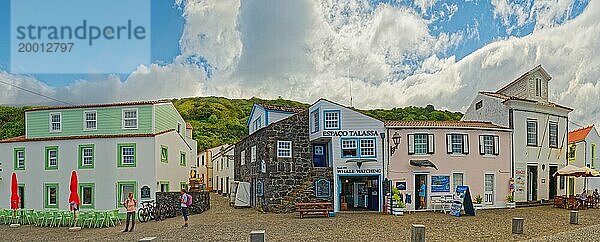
top-left (567, 196), bottom-right (577, 210)
top-left (553, 196), bottom-right (563, 208)
top-left (0, 209), bottom-right (7, 225)
top-left (10, 209), bottom-right (21, 225)
top-left (94, 211), bottom-right (107, 228)
top-left (109, 209), bottom-right (121, 226)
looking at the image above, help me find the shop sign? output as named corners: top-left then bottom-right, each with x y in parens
top-left (336, 167), bottom-right (381, 174)
top-left (431, 175), bottom-right (450, 192)
top-left (322, 130), bottom-right (379, 137)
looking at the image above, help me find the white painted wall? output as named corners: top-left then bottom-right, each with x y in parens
top-left (155, 131), bottom-right (197, 194)
top-left (212, 145), bottom-right (235, 196)
top-left (462, 93), bottom-right (510, 127)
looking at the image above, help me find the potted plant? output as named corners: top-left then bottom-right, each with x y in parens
top-left (474, 195), bottom-right (484, 210)
top-left (392, 192), bottom-right (405, 216)
top-left (506, 194), bottom-right (516, 209)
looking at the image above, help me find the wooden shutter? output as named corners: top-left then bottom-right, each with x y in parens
top-left (462, 134), bottom-right (469, 154)
top-left (479, 135), bottom-right (485, 155)
top-left (446, 134), bottom-right (452, 154)
top-left (427, 134), bottom-right (435, 154)
top-left (493, 136), bottom-right (500, 155)
top-left (408, 134), bottom-right (415, 155)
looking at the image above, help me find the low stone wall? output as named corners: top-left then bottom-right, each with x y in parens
top-left (156, 191), bottom-right (210, 215)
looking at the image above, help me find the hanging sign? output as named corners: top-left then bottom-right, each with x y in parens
top-left (449, 185), bottom-right (475, 217)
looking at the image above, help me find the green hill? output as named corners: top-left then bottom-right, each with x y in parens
top-left (0, 97), bottom-right (462, 151)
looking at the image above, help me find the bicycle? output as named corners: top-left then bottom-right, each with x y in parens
top-left (137, 200), bottom-right (156, 223)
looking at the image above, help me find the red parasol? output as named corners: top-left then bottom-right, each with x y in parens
top-left (10, 173), bottom-right (19, 210)
top-left (69, 170), bottom-right (80, 207)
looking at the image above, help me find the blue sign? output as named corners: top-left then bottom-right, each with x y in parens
top-left (395, 181), bottom-right (406, 191)
top-left (450, 185), bottom-right (475, 217)
top-left (431, 175), bottom-right (450, 192)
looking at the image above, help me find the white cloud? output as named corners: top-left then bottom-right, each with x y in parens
top-left (1, 0), bottom-right (599, 129)
top-left (491, 0), bottom-right (585, 33)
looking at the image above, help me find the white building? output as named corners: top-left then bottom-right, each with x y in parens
top-left (567, 125), bottom-right (600, 193)
top-left (463, 65), bottom-right (572, 203)
top-left (212, 144), bottom-right (235, 196)
top-left (0, 101), bottom-right (197, 211)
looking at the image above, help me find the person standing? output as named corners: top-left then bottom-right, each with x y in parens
top-left (419, 181), bottom-right (426, 209)
top-left (123, 192), bottom-right (137, 232)
top-left (180, 189), bottom-right (192, 228)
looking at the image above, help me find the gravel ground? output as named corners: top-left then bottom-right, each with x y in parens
top-left (1, 194), bottom-right (600, 241)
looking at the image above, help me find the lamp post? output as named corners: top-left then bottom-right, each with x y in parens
top-left (390, 132), bottom-right (401, 156)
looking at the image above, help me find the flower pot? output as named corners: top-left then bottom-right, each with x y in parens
top-left (506, 202), bottom-right (516, 209)
top-left (392, 207), bottom-right (404, 216)
top-left (474, 203), bottom-right (483, 210)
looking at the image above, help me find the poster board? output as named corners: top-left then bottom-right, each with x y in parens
top-left (431, 175), bottom-right (450, 192)
top-left (449, 185), bottom-right (475, 217)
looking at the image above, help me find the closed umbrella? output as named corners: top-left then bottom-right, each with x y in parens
top-left (10, 173), bottom-right (19, 224)
top-left (69, 171), bottom-right (80, 227)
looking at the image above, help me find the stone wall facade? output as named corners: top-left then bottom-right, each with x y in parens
top-left (156, 191), bottom-right (210, 215)
top-left (234, 110), bottom-right (333, 213)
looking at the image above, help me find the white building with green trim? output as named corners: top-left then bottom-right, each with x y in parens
top-left (0, 101), bottom-right (196, 211)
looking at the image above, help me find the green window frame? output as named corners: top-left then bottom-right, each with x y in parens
top-left (78, 144), bottom-right (95, 169)
top-left (45, 146), bottom-right (59, 170)
top-left (592, 143), bottom-right (597, 168)
top-left (180, 182), bottom-right (189, 191)
top-left (117, 143), bottom-right (137, 168)
top-left (79, 183), bottom-right (95, 209)
top-left (13, 147), bottom-right (25, 170)
top-left (180, 151), bottom-right (187, 167)
top-left (116, 181), bottom-right (137, 208)
top-left (44, 183), bottom-right (59, 209)
top-left (159, 181), bottom-right (170, 192)
top-left (161, 145), bottom-right (168, 163)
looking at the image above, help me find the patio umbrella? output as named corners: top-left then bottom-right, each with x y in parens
top-left (68, 171), bottom-right (80, 227)
top-left (553, 164), bottom-right (583, 177)
top-left (575, 166), bottom-right (600, 191)
top-left (10, 173), bottom-right (19, 223)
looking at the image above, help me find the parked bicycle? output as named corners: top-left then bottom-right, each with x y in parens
top-left (137, 200), bottom-right (156, 223)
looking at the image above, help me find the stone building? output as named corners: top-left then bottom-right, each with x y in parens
top-left (234, 109), bottom-right (333, 213)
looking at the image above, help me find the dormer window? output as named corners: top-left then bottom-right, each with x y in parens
top-left (122, 108), bottom-right (138, 129)
top-left (475, 101), bottom-right (483, 110)
top-left (535, 78), bottom-right (542, 97)
top-left (324, 110), bottom-right (340, 130)
top-left (50, 112), bottom-right (62, 132)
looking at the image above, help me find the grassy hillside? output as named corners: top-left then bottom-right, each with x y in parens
top-left (0, 97), bottom-right (462, 151)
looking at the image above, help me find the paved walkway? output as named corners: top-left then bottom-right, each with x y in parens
top-left (1, 194), bottom-right (599, 241)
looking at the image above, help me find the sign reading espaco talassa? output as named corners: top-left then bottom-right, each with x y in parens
top-left (322, 130), bottom-right (379, 137)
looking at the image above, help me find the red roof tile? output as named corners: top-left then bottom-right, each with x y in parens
top-left (258, 103), bottom-right (306, 113)
top-left (568, 125), bottom-right (594, 143)
top-left (186, 122), bottom-right (193, 129)
top-left (479, 92), bottom-right (573, 111)
top-left (384, 120), bottom-right (509, 129)
top-left (26, 100), bottom-right (170, 112)
top-left (0, 129), bottom-right (175, 143)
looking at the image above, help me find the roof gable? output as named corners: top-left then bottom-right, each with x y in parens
top-left (569, 125), bottom-right (594, 143)
top-left (497, 65), bottom-right (551, 94)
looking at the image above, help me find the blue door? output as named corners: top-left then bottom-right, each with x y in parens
top-left (312, 144), bottom-right (326, 167)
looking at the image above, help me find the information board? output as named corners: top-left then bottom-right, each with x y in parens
top-left (431, 175), bottom-right (450, 192)
top-left (449, 185), bottom-right (475, 217)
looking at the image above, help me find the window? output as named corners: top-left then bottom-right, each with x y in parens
top-left (527, 120), bottom-right (538, 146)
top-left (160, 181), bottom-right (169, 192)
top-left (251, 146), bottom-right (257, 163)
top-left (140, 186), bottom-right (151, 199)
top-left (568, 145), bottom-right (576, 161)
top-left (117, 143), bottom-right (136, 167)
top-left (14, 148), bottom-right (25, 170)
top-left (324, 111), bottom-right (340, 130)
top-left (535, 78), bottom-right (542, 96)
top-left (177, 122), bottom-right (182, 134)
top-left (253, 117), bottom-right (262, 131)
top-left (311, 109), bottom-right (319, 133)
top-left (122, 109), bottom-right (138, 129)
top-left (592, 143), bottom-right (597, 168)
top-left (549, 122), bottom-right (558, 148)
top-left (79, 183), bottom-right (94, 208)
top-left (479, 135), bottom-right (499, 155)
top-left (117, 181), bottom-right (137, 206)
top-left (277, 141), bottom-right (292, 158)
top-left (180, 182), bottom-right (189, 191)
top-left (359, 139), bottom-right (376, 157)
top-left (84, 111), bottom-right (97, 131)
top-left (447, 134), bottom-right (467, 154)
top-left (256, 180), bottom-right (264, 196)
top-left (341, 139), bottom-right (358, 157)
top-left (475, 100), bottom-right (483, 110)
top-left (44, 183), bottom-right (59, 208)
top-left (452, 173), bottom-right (464, 193)
top-left (45, 146), bottom-right (59, 170)
top-left (180, 151), bottom-right (187, 166)
top-left (414, 134), bottom-right (428, 155)
top-left (161, 145), bottom-right (168, 163)
top-left (50, 112), bottom-right (61, 132)
top-left (78, 144), bottom-right (94, 169)
top-left (241, 150), bottom-right (245, 165)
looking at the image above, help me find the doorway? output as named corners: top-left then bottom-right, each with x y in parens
top-left (18, 185), bottom-right (25, 208)
top-left (484, 174), bottom-right (495, 205)
top-left (312, 144), bottom-right (328, 167)
top-left (339, 176), bottom-right (379, 211)
top-left (414, 174), bottom-right (428, 210)
top-left (527, 165), bottom-right (538, 201)
top-left (549, 166), bottom-right (558, 199)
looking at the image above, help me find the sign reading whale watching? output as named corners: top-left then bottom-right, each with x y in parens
top-left (336, 166), bottom-right (381, 174)
top-left (322, 130), bottom-right (379, 137)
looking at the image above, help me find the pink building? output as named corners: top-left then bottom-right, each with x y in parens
top-left (386, 121), bottom-right (512, 210)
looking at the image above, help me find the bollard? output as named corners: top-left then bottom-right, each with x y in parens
top-left (512, 217), bottom-right (524, 234)
top-left (250, 230), bottom-right (265, 242)
top-left (139, 237), bottom-right (157, 242)
top-left (570, 211), bottom-right (578, 224)
top-left (411, 224), bottom-right (425, 242)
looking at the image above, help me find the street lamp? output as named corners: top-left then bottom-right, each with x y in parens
top-left (390, 132), bottom-right (401, 156)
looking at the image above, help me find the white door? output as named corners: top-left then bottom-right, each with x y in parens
top-left (353, 182), bottom-right (366, 208)
top-left (484, 174), bottom-right (494, 205)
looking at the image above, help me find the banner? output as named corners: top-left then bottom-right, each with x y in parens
top-left (449, 185), bottom-right (475, 217)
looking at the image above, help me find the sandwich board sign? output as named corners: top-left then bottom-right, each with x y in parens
top-left (449, 185), bottom-right (475, 217)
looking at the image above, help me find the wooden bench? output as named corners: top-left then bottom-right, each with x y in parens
top-left (295, 202), bottom-right (333, 218)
